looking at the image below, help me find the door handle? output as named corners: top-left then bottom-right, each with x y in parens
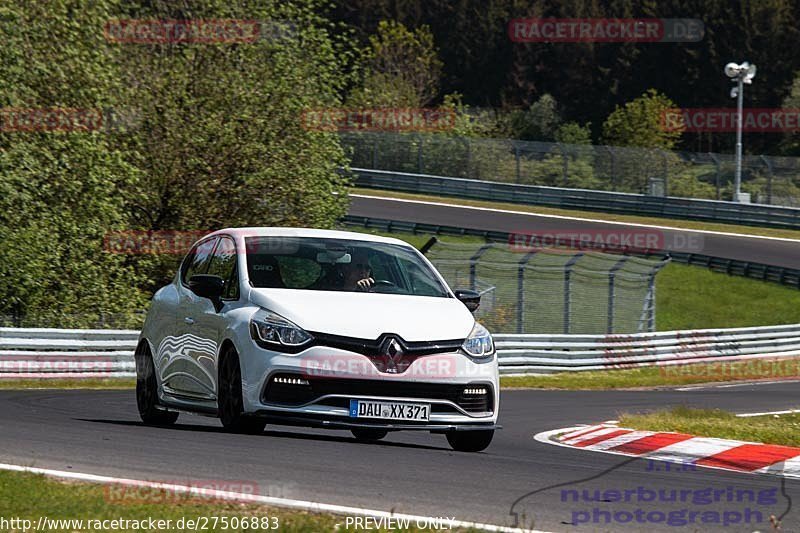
top-left (184, 317), bottom-right (195, 325)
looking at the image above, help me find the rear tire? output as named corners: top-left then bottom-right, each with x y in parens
top-left (135, 343), bottom-right (179, 426)
top-left (218, 346), bottom-right (266, 435)
top-left (351, 428), bottom-right (388, 441)
top-left (446, 430), bottom-right (494, 452)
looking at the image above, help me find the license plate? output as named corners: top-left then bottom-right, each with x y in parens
top-left (349, 400), bottom-right (430, 421)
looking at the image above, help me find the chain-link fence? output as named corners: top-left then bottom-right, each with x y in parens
top-left (425, 240), bottom-right (669, 334)
top-left (341, 131), bottom-right (800, 206)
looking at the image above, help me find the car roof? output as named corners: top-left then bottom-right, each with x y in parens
top-left (207, 227), bottom-right (413, 247)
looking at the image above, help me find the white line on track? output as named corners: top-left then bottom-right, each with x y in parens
top-left (351, 193), bottom-right (800, 244)
top-left (737, 409), bottom-right (800, 418)
top-left (675, 379), bottom-right (800, 391)
top-left (0, 462), bottom-right (540, 533)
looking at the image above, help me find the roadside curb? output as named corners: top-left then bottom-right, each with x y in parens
top-left (536, 423), bottom-right (800, 479)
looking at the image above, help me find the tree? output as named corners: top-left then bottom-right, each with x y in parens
top-left (348, 20), bottom-right (443, 107)
top-left (555, 122), bottom-right (592, 145)
top-left (779, 71), bottom-right (800, 156)
top-left (602, 89), bottom-right (682, 149)
top-left (0, 0), bottom-right (356, 325)
top-left (502, 94), bottom-right (561, 140)
top-left (0, 0), bottom-right (147, 326)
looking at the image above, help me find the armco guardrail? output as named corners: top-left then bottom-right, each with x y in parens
top-left (495, 324), bottom-right (800, 374)
top-left (340, 215), bottom-right (800, 289)
top-left (351, 168), bottom-right (800, 231)
top-left (3, 326), bottom-right (800, 378)
top-left (0, 328), bottom-right (137, 377)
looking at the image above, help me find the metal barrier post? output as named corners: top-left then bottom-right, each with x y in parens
top-left (563, 253), bottom-right (584, 334)
top-left (761, 155), bottom-right (773, 204)
top-left (607, 257), bottom-right (630, 333)
top-left (516, 251), bottom-right (537, 334)
top-left (607, 146), bottom-right (617, 191)
top-left (557, 143), bottom-right (569, 186)
top-left (417, 134), bottom-right (423, 173)
top-left (465, 138), bottom-right (472, 178)
top-left (709, 152), bottom-right (721, 200)
top-left (640, 257), bottom-right (671, 332)
top-left (469, 244), bottom-right (494, 291)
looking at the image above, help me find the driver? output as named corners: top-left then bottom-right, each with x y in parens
top-left (342, 250), bottom-right (374, 291)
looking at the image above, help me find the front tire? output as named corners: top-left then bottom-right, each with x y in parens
top-left (446, 430), bottom-right (494, 452)
top-left (135, 343), bottom-right (179, 426)
top-left (218, 346), bottom-right (266, 435)
top-left (351, 428), bottom-right (388, 441)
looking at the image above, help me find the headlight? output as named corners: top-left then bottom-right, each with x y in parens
top-left (250, 308), bottom-right (312, 348)
top-left (461, 322), bottom-right (494, 358)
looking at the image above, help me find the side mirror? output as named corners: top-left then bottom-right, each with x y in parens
top-left (454, 289), bottom-right (481, 312)
top-left (188, 274), bottom-right (225, 312)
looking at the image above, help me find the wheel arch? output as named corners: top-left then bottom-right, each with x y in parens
top-left (217, 338), bottom-right (238, 381)
top-left (134, 338), bottom-right (152, 364)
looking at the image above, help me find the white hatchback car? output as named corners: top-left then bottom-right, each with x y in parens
top-left (136, 228), bottom-right (499, 451)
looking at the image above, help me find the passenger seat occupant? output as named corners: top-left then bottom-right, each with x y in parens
top-left (248, 255), bottom-right (285, 288)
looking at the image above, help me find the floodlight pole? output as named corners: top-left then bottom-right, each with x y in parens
top-left (734, 75), bottom-right (744, 201)
top-left (726, 61), bottom-right (755, 202)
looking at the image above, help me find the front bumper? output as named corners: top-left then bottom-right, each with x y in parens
top-left (240, 344), bottom-right (500, 428)
top-left (254, 410), bottom-right (500, 433)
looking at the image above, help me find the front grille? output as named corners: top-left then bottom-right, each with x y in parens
top-left (309, 332), bottom-right (464, 357)
top-left (308, 332), bottom-right (464, 374)
top-left (262, 374), bottom-right (493, 414)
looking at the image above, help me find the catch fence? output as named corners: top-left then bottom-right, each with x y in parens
top-left (424, 240), bottom-right (669, 334)
top-left (342, 131), bottom-right (800, 206)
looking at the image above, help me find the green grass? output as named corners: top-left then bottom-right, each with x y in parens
top-left (0, 378), bottom-right (135, 389)
top-left (619, 406), bottom-right (800, 447)
top-left (501, 356), bottom-right (800, 389)
top-left (351, 187), bottom-right (800, 241)
top-left (0, 470), bottom-right (473, 532)
top-left (656, 263), bottom-right (800, 330)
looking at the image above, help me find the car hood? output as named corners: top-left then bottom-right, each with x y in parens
top-left (248, 288), bottom-right (475, 341)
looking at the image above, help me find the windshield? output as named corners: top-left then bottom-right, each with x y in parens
top-left (245, 237), bottom-right (450, 297)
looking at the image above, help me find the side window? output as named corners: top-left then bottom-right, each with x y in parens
top-left (207, 237), bottom-right (239, 299)
top-left (398, 257), bottom-right (442, 296)
top-left (182, 238), bottom-right (217, 284)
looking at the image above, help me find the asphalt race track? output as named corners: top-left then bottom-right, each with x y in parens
top-left (348, 194), bottom-right (800, 269)
top-left (2, 384), bottom-right (800, 532)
